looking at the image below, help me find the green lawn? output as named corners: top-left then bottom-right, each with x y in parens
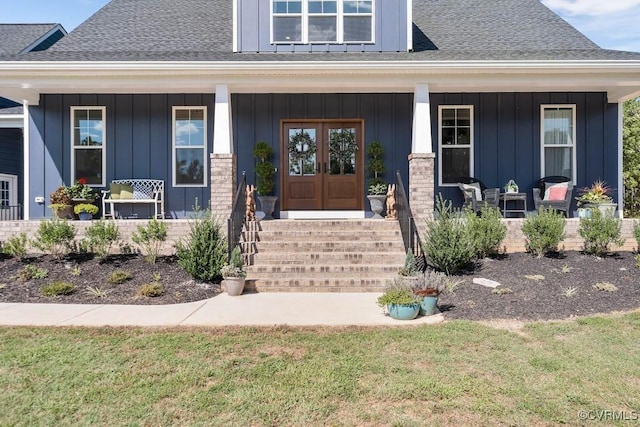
top-left (1, 313), bottom-right (639, 426)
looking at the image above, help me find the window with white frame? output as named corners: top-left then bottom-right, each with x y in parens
top-left (173, 107), bottom-right (207, 187)
top-left (71, 107), bottom-right (106, 186)
top-left (272, 0), bottom-right (373, 44)
top-left (438, 106), bottom-right (473, 185)
top-left (541, 105), bottom-right (576, 182)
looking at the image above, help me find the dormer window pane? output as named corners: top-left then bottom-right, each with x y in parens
top-left (273, 1), bottom-right (302, 13)
top-left (344, 16), bottom-right (371, 41)
top-left (274, 16), bottom-right (302, 42)
top-left (309, 16), bottom-right (337, 42)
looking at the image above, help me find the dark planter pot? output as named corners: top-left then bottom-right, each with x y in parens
top-left (386, 303), bottom-right (420, 320)
top-left (367, 195), bottom-right (387, 219)
top-left (54, 205), bottom-right (74, 220)
top-left (78, 212), bottom-right (93, 221)
top-left (224, 278), bottom-right (245, 296)
top-left (258, 196), bottom-right (278, 220)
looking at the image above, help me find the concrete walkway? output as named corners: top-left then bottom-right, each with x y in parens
top-left (0, 293), bottom-right (445, 327)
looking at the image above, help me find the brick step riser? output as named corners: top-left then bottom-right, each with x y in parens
top-left (242, 232), bottom-right (402, 241)
top-left (247, 285), bottom-right (386, 293)
top-left (246, 266), bottom-right (401, 275)
top-left (251, 242), bottom-right (406, 252)
top-left (252, 222), bottom-right (400, 232)
top-left (248, 252), bottom-right (405, 266)
top-left (246, 271), bottom-right (399, 279)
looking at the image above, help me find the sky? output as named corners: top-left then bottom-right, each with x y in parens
top-left (0, 0), bottom-right (639, 53)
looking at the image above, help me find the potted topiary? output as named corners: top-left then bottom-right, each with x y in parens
top-left (366, 141), bottom-right (387, 219)
top-left (376, 283), bottom-right (422, 320)
top-left (49, 185), bottom-right (73, 219)
top-left (74, 203), bottom-right (99, 220)
top-left (253, 141), bottom-right (278, 220)
top-left (221, 246), bottom-right (246, 296)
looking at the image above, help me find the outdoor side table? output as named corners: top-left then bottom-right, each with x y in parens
top-left (500, 192), bottom-right (527, 218)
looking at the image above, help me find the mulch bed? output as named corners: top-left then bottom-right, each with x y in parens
top-left (0, 251), bottom-right (638, 321)
top-left (0, 254), bottom-right (219, 305)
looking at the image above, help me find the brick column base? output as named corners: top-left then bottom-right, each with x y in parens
top-left (409, 153), bottom-right (435, 238)
top-left (210, 153), bottom-right (237, 220)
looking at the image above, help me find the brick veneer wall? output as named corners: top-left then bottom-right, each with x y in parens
top-left (0, 220), bottom-right (193, 256)
top-left (408, 153), bottom-right (436, 237)
top-left (210, 153), bottom-right (237, 220)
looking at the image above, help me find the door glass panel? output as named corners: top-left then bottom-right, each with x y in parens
top-left (328, 128), bottom-right (357, 175)
top-left (0, 180), bottom-right (9, 207)
top-left (288, 128), bottom-right (317, 176)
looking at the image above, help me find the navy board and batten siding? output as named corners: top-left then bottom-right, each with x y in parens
top-left (236, 0), bottom-right (408, 53)
top-left (432, 92), bottom-right (619, 213)
top-left (28, 94), bottom-right (215, 219)
top-left (0, 128), bottom-right (24, 204)
top-left (232, 93), bottom-right (414, 210)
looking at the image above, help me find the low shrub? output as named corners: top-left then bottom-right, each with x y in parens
top-left (376, 283), bottom-right (422, 307)
top-left (578, 208), bottom-right (623, 256)
top-left (521, 208), bottom-right (565, 258)
top-left (136, 282), bottom-right (163, 297)
top-left (82, 220), bottom-right (120, 261)
top-left (2, 233), bottom-right (28, 261)
top-left (41, 281), bottom-right (76, 297)
top-left (108, 270), bottom-right (133, 285)
top-left (398, 250), bottom-right (420, 277)
top-left (633, 221), bottom-right (640, 251)
top-left (176, 209), bottom-right (227, 282)
top-left (465, 205), bottom-right (506, 259)
top-left (131, 219), bottom-right (168, 264)
top-left (16, 264), bottom-right (49, 282)
top-left (31, 219), bottom-right (76, 259)
top-left (422, 195), bottom-right (475, 275)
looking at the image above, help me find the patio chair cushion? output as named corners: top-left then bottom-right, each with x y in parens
top-left (544, 182), bottom-right (568, 200)
top-left (461, 182), bottom-right (482, 201)
top-left (547, 183), bottom-right (568, 201)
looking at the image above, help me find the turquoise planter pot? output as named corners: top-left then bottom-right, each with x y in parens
top-left (386, 303), bottom-right (420, 320)
top-left (419, 296), bottom-right (438, 316)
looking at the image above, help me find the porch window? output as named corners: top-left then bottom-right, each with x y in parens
top-left (541, 105), bottom-right (576, 182)
top-left (438, 106), bottom-right (473, 185)
top-left (272, 0), bottom-right (373, 43)
top-left (172, 107), bottom-right (207, 187)
top-left (71, 107), bottom-right (106, 186)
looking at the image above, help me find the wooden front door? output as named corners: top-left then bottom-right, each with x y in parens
top-left (282, 120), bottom-right (364, 211)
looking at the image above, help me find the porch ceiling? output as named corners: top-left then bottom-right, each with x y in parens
top-left (0, 60), bottom-right (639, 105)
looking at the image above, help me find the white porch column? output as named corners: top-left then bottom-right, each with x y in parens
top-left (22, 101), bottom-right (30, 220)
top-left (412, 83), bottom-right (432, 153)
top-left (618, 101), bottom-right (624, 218)
top-left (409, 84), bottom-right (435, 236)
top-left (213, 84), bottom-right (233, 154)
top-left (211, 85), bottom-right (237, 219)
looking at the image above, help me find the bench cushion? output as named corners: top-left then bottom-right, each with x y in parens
top-left (120, 184), bottom-right (134, 200)
top-left (109, 183), bottom-right (121, 199)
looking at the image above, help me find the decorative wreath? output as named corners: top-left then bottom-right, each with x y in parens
top-left (288, 130), bottom-right (317, 165)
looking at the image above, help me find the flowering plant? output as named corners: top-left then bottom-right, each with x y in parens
top-left (67, 178), bottom-right (97, 201)
top-left (575, 180), bottom-right (613, 206)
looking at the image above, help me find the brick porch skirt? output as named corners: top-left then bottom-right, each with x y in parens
top-left (0, 218), bottom-right (637, 255)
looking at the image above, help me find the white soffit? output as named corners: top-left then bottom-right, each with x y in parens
top-left (0, 60), bottom-right (639, 103)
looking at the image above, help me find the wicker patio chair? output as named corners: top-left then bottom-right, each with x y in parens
top-left (532, 176), bottom-right (574, 217)
top-left (457, 177), bottom-right (500, 213)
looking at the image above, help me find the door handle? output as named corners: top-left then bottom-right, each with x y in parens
top-left (317, 162), bottom-right (321, 174)
top-left (324, 162), bottom-right (328, 173)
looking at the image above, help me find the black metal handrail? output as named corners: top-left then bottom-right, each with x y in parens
top-left (227, 172), bottom-right (247, 259)
top-left (395, 171), bottom-right (422, 256)
top-left (0, 205), bottom-right (23, 221)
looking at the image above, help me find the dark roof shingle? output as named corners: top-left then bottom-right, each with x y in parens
top-left (0, 24), bottom-right (61, 55)
top-left (8, 0), bottom-right (640, 62)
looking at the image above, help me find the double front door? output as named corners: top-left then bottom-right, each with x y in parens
top-left (281, 120), bottom-right (364, 210)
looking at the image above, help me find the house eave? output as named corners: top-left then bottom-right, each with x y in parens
top-left (1, 60), bottom-right (639, 104)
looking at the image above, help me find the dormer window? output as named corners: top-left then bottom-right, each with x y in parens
top-left (272, 0), bottom-right (374, 44)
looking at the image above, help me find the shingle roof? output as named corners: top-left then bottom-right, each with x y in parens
top-left (6, 0), bottom-right (640, 62)
top-left (0, 24), bottom-right (61, 55)
top-left (0, 105), bottom-right (24, 115)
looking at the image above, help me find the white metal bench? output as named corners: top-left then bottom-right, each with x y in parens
top-left (102, 179), bottom-right (165, 219)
